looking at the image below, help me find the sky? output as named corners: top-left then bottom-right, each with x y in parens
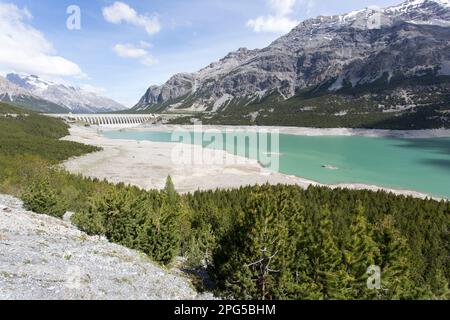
top-left (0, 0), bottom-right (403, 107)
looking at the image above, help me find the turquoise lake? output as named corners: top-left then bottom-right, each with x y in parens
top-left (103, 130), bottom-right (450, 199)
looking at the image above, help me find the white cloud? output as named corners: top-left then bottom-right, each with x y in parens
top-left (103, 2), bottom-right (161, 35)
top-left (247, 15), bottom-right (299, 33)
top-left (140, 56), bottom-right (159, 67)
top-left (113, 43), bottom-right (158, 67)
top-left (113, 43), bottom-right (148, 58)
top-left (0, 3), bottom-right (84, 78)
top-left (270, 0), bottom-right (296, 16)
top-left (302, 0), bottom-right (316, 16)
top-left (247, 0), bottom-right (300, 33)
top-left (139, 41), bottom-right (153, 49)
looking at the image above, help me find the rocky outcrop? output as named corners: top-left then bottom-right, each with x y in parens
top-left (0, 194), bottom-right (213, 300)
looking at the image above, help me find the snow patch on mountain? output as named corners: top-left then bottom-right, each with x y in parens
top-left (388, 0), bottom-right (450, 13)
top-left (6, 74), bottom-right (126, 114)
top-left (134, 0), bottom-right (450, 113)
top-left (0, 76), bottom-right (33, 99)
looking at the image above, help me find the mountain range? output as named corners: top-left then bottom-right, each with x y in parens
top-left (133, 0), bottom-right (450, 129)
top-left (0, 74), bottom-right (126, 114)
top-left (0, 76), bottom-right (69, 113)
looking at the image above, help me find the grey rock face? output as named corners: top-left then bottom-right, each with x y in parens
top-left (134, 0), bottom-right (450, 113)
top-left (136, 73), bottom-right (195, 110)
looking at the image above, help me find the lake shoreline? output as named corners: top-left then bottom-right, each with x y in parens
top-left (60, 125), bottom-right (445, 201)
top-left (134, 124), bottom-right (450, 139)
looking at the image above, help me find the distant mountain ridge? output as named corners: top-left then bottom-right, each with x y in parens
top-left (133, 0), bottom-right (450, 129)
top-left (0, 75), bottom-right (68, 113)
top-left (5, 74), bottom-right (126, 114)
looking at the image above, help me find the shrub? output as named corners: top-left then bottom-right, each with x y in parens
top-left (185, 224), bottom-right (217, 269)
top-left (137, 199), bottom-right (180, 265)
top-left (21, 179), bottom-right (66, 218)
top-left (102, 189), bottom-right (147, 248)
top-left (71, 198), bottom-right (106, 236)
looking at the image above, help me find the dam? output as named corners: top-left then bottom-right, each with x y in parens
top-left (46, 113), bottom-right (157, 126)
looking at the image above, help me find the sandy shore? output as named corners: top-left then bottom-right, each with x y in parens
top-left (61, 125), bottom-right (439, 199)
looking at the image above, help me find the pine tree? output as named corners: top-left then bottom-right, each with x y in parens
top-left (71, 192), bottom-right (106, 235)
top-left (343, 202), bottom-right (377, 299)
top-left (215, 184), bottom-right (291, 300)
top-left (186, 223), bottom-right (217, 268)
top-left (430, 268), bottom-right (450, 300)
top-left (164, 175), bottom-right (177, 204)
top-left (21, 178), bottom-right (66, 218)
top-left (101, 188), bottom-right (146, 248)
top-left (242, 185), bottom-right (289, 300)
top-left (138, 193), bottom-right (181, 265)
top-left (373, 215), bottom-right (415, 299)
top-left (275, 198), bottom-right (322, 300)
top-left (309, 206), bottom-right (351, 299)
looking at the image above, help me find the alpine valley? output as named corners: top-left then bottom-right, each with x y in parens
top-left (1, 0), bottom-right (450, 302)
top-left (133, 0), bottom-right (450, 129)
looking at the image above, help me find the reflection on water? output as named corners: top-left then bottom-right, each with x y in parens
top-left (393, 138), bottom-right (450, 172)
top-left (394, 138), bottom-right (450, 155)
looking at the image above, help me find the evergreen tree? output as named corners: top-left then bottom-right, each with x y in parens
top-left (21, 178), bottom-right (66, 218)
top-left (71, 192), bottom-right (106, 235)
top-left (373, 216), bottom-right (416, 299)
top-left (308, 206), bottom-right (351, 299)
top-left (164, 175), bottom-right (177, 204)
top-left (138, 194), bottom-right (181, 265)
top-left (343, 202), bottom-right (377, 299)
top-left (101, 188), bottom-right (146, 248)
top-left (275, 194), bottom-right (321, 300)
top-left (241, 185), bottom-right (289, 300)
top-left (430, 268), bottom-right (450, 300)
top-left (214, 185), bottom-right (291, 300)
top-left (186, 223), bottom-right (217, 268)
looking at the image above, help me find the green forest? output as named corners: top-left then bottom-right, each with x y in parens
top-left (0, 102), bottom-right (448, 300)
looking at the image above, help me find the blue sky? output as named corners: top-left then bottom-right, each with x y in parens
top-left (0, 0), bottom-right (403, 106)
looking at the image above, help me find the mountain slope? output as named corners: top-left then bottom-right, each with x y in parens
top-left (7, 74), bottom-right (126, 114)
top-left (0, 194), bottom-right (212, 300)
top-left (133, 0), bottom-right (450, 129)
top-left (0, 76), bottom-right (70, 113)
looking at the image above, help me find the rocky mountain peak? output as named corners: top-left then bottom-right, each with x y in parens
top-left (133, 0), bottom-right (450, 116)
top-left (7, 73), bottom-right (126, 114)
top-left (0, 75), bottom-right (36, 101)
